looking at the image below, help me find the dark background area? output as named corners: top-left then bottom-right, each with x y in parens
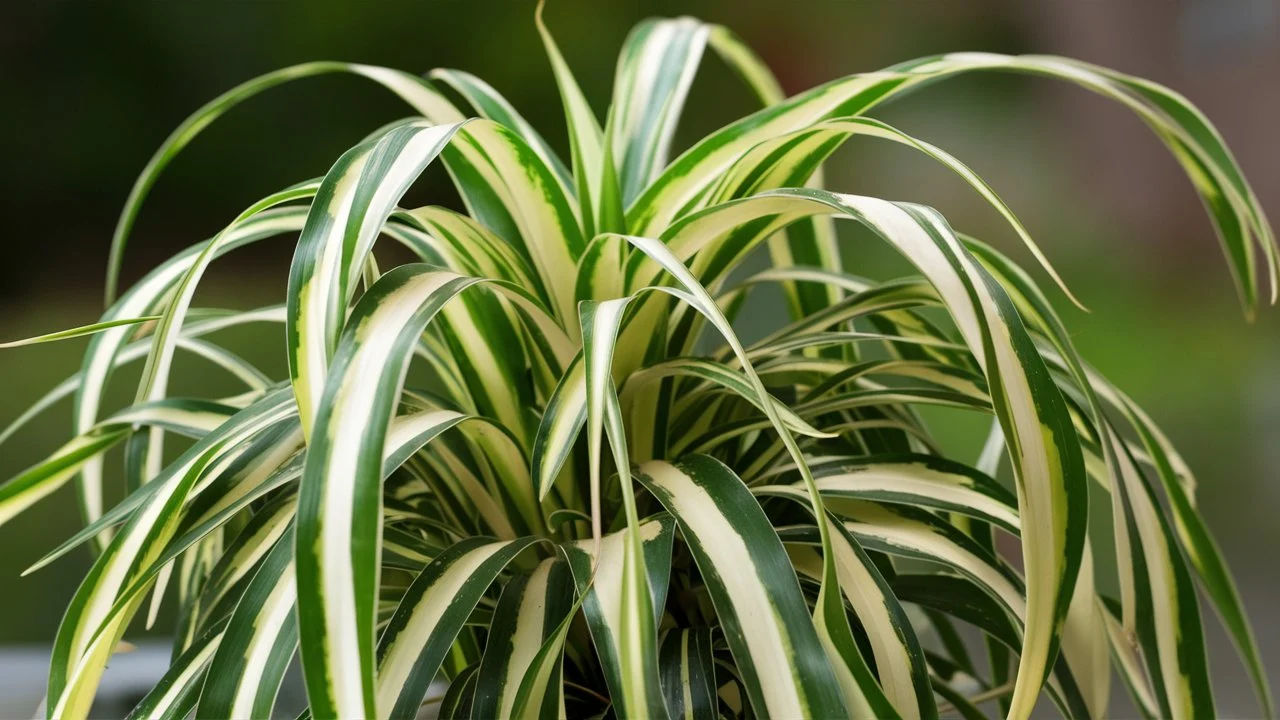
top-left (1, 0), bottom-right (1277, 716)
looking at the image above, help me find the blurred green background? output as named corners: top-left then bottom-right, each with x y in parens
top-left (1, 0), bottom-right (1277, 715)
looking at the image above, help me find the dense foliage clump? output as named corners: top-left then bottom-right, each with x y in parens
top-left (2, 8), bottom-right (1274, 719)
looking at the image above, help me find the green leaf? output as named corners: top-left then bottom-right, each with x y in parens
top-left (0, 316), bottom-right (160, 348)
top-left (535, 1), bottom-right (622, 237)
top-left (78, 209), bottom-right (305, 542)
top-left (48, 388), bottom-right (296, 719)
top-left (561, 516), bottom-right (676, 718)
top-left (772, 494), bottom-right (936, 720)
top-left (472, 558), bottom-right (575, 719)
top-left (638, 456), bottom-right (846, 717)
top-left (375, 536), bottom-right (542, 719)
top-left (294, 265), bottom-right (483, 718)
top-left (658, 628), bottom-right (718, 720)
top-left (632, 190), bottom-right (1089, 719)
top-left (438, 663), bottom-right (481, 719)
top-left (429, 67), bottom-right (573, 192)
top-left (105, 62), bottom-right (467, 306)
top-left (124, 622), bottom-right (226, 720)
top-left (805, 454), bottom-right (1018, 534)
top-left (609, 17), bottom-right (710, 205)
top-left (579, 296), bottom-right (668, 718)
top-left (9, 14), bottom-right (1273, 720)
top-left (197, 525), bottom-right (298, 719)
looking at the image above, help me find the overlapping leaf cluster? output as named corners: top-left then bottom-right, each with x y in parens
top-left (3, 8), bottom-right (1275, 719)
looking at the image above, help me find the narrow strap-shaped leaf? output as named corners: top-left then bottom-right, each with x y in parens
top-left (106, 399), bottom-right (291, 630)
top-left (621, 357), bottom-right (833, 439)
top-left (737, 276), bottom-right (943, 357)
top-left (123, 621), bottom-right (226, 720)
top-left (2, 396), bottom-right (260, 541)
top-left (184, 489), bottom-right (300, 639)
top-left (1122, 393), bottom-right (1271, 716)
top-left (386, 214), bottom-right (575, 423)
top-left (747, 329), bottom-right (964, 361)
top-left (375, 536), bottom-right (542, 719)
top-left (286, 121), bottom-right (467, 436)
top-left (965, 243), bottom-right (1126, 719)
top-left (2, 338), bottom-right (137, 449)
top-left (575, 211), bottom-right (630, 306)
top-left (392, 206), bottom-right (540, 293)
top-left (288, 119), bottom-right (579, 435)
top-left (893, 571), bottom-right (1098, 720)
top-left (630, 54), bottom-right (1276, 322)
top-left (428, 67), bottom-right (574, 191)
top-left (106, 398), bottom-right (240, 438)
top-left (768, 486), bottom-right (1094, 718)
top-left (436, 282), bottom-right (548, 446)
top-left (707, 23), bottom-right (847, 321)
top-left (531, 353), bottom-right (586, 500)
top-left (1098, 598), bottom-right (1160, 718)
top-left (47, 390), bottom-right (295, 719)
top-left (775, 500), bottom-right (936, 720)
top-left (105, 61), bottom-right (467, 305)
top-left (561, 516), bottom-right (677, 716)
top-left (133, 188), bottom-right (316, 427)
top-left (506, 576), bottom-right (584, 720)
top-left (472, 558), bottom-right (575, 719)
top-left (438, 663), bottom-right (481, 719)
top-left (676, 386), bottom-right (986, 460)
top-left (197, 526), bottom-right (298, 719)
top-left (637, 456), bottom-right (846, 717)
top-left (442, 119), bottom-right (588, 327)
top-left (1069, 354), bottom-right (1271, 717)
top-left (5, 394), bottom-right (268, 558)
top-left (295, 264), bottom-right (484, 718)
top-left (975, 234), bottom-right (1257, 717)
top-left (0, 431), bottom-right (127, 529)
top-left (25, 417), bottom-right (298, 577)
top-left (805, 454), bottom-right (1019, 534)
top-left (966, 233), bottom-right (1145, 711)
top-left (836, 497), bottom-right (1091, 718)
top-left (580, 297), bottom-right (668, 718)
top-left (701, 115), bottom-right (1081, 309)
top-left (52, 459), bottom-right (223, 718)
top-left (893, 52), bottom-right (1276, 314)
top-left (0, 315), bottom-right (159, 348)
top-left (629, 67), bottom-right (914, 233)
top-left (536, 1), bottom-right (621, 237)
top-left (1061, 546), bottom-right (1111, 719)
top-left (78, 209), bottom-right (305, 541)
top-left (706, 25), bottom-right (783, 104)
top-left (609, 16), bottom-right (710, 205)
top-left (658, 628), bottom-right (718, 720)
top-left (1107, 427), bottom-right (1214, 719)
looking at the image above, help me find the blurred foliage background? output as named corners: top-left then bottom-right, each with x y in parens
top-left (1, 0), bottom-right (1276, 714)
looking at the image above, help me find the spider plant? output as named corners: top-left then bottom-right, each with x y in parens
top-left (3, 6), bottom-right (1275, 719)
